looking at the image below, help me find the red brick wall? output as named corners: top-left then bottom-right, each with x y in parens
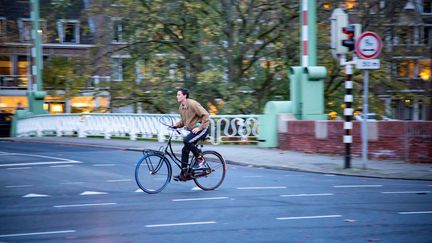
top-left (278, 121), bottom-right (432, 163)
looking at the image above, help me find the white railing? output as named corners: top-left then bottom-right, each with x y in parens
top-left (16, 113), bottom-right (260, 145)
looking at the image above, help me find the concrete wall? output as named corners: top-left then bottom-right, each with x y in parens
top-left (278, 121), bottom-right (432, 163)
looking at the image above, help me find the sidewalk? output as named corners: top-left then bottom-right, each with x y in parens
top-left (1, 137), bottom-right (432, 180)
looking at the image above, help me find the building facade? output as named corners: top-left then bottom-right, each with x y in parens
top-left (0, 0), bottom-right (127, 114)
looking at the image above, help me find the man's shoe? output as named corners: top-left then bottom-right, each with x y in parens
top-left (173, 171), bottom-right (185, 181)
top-left (173, 174), bottom-right (182, 181)
top-left (192, 156), bottom-right (206, 169)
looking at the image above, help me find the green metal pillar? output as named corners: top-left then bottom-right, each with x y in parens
top-left (29, 0), bottom-right (47, 114)
top-left (290, 0), bottom-right (327, 120)
top-left (11, 0), bottom-right (47, 136)
top-left (259, 0), bottom-right (327, 147)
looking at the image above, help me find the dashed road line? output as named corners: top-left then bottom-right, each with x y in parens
top-left (0, 230), bottom-right (76, 238)
top-left (80, 191), bottom-right (108, 195)
top-left (107, 179), bottom-right (132, 182)
top-left (1, 161), bottom-right (80, 167)
top-left (145, 221), bottom-right (216, 228)
top-left (333, 185), bottom-right (382, 188)
top-left (276, 215), bottom-right (342, 220)
top-left (172, 197), bottom-right (229, 202)
top-left (6, 167), bottom-right (31, 170)
top-left (53, 202), bottom-right (117, 208)
top-left (280, 193), bottom-right (334, 197)
top-left (23, 193), bottom-right (50, 198)
top-left (237, 186), bottom-right (287, 190)
top-left (50, 165), bottom-right (74, 168)
top-left (60, 182), bottom-right (85, 185)
top-left (381, 191), bottom-right (430, 194)
top-left (5, 185), bottom-right (33, 188)
top-left (398, 211), bottom-right (432, 215)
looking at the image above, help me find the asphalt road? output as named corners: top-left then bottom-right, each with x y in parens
top-left (0, 141), bottom-right (431, 243)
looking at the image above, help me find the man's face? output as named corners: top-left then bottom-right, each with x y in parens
top-left (176, 90), bottom-right (187, 103)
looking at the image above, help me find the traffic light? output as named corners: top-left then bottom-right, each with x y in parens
top-left (330, 8), bottom-right (348, 58)
top-left (341, 24), bottom-right (362, 52)
top-left (342, 25), bottom-right (355, 51)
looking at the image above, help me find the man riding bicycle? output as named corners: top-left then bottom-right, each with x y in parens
top-left (171, 88), bottom-right (210, 181)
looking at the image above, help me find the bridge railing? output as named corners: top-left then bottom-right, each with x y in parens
top-left (15, 113), bottom-right (260, 145)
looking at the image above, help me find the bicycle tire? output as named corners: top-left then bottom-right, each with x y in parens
top-left (135, 153), bottom-right (171, 194)
top-left (193, 150), bottom-right (226, 191)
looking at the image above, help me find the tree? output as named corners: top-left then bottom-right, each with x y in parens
top-left (109, 0), bottom-right (300, 114)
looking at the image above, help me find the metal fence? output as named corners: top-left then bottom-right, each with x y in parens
top-left (16, 113), bottom-right (260, 145)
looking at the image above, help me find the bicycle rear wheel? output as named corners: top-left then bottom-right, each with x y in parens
top-left (193, 150), bottom-right (226, 191)
top-left (135, 153), bottom-right (171, 194)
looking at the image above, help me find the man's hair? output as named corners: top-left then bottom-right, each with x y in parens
top-left (178, 88), bottom-right (189, 98)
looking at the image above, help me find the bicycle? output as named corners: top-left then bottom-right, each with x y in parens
top-left (134, 117), bottom-right (227, 194)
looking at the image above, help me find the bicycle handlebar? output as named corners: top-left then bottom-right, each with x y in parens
top-left (167, 126), bottom-right (182, 135)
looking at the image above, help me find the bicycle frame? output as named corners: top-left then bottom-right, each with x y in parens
top-left (162, 129), bottom-right (184, 170)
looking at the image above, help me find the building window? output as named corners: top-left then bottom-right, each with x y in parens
top-left (418, 60), bottom-right (431, 81)
top-left (112, 18), bottom-right (124, 43)
top-left (397, 60), bottom-right (415, 78)
top-left (18, 18), bottom-right (33, 42)
top-left (112, 58), bottom-right (125, 81)
top-left (0, 56), bottom-right (11, 76)
top-left (424, 26), bottom-right (432, 46)
top-left (17, 56), bottom-right (29, 88)
top-left (0, 17), bottom-right (6, 36)
top-left (423, 0), bottom-right (432, 13)
top-left (345, 0), bottom-right (357, 9)
top-left (57, 20), bottom-right (80, 44)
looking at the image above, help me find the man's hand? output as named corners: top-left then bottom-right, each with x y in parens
top-left (192, 127), bottom-right (200, 134)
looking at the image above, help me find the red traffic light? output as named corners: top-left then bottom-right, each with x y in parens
top-left (342, 25), bottom-right (356, 51)
top-left (342, 26), bottom-right (355, 37)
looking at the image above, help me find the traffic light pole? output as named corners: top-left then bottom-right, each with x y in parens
top-left (340, 55), bottom-right (355, 169)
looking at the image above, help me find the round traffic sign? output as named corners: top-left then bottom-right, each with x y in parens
top-left (355, 32), bottom-right (382, 59)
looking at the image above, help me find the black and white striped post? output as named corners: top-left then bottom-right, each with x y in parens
top-left (343, 63), bottom-right (353, 169)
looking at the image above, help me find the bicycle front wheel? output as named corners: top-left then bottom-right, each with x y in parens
top-left (135, 153), bottom-right (171, 194)
top-left (193, 150), bottom-right (226, 191)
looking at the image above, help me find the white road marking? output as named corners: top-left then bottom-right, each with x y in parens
top-left (172, 197), bottom-right (229, 202)
top-left (323, 174), bottom-right (336, 177)
top-left (5, 185), bottom-right (33, 188)
top-left (276, 215), bottom-right (342, 220)
top-left (23, 193), bottom-right (50, 198)
top-left (0, 161), bottom-right (80, 167)
top-left (0, 152), bottom-right (80, 162)
top-left (6, 167), bottom-right (31, 170)
top-left (0, 230), bottom-right (75, 238)
top-left (333, 185), bottom-right (382, 188)
top-left (54, 202), bottom-right (117, 208)
top-left (107, 179), bottom-right (132, 182)
top-left (237, 186), bottom-right (287, 190)
top-left (192, 187), bottom-right (202, 191)
top-left (60, 182), bottom-right (85, 185)
top-left (145, 221), bottom-right (216, 228)
top-left (135, 189), bottom-right (144, 192)
top-left (92, 164), bottom-right (115, 167)
top-left (80, 191), bottom-right (108, 195)
top-left (280, 193), bottom-right (334, 197)
top-left (398, 211), bottom-right (432, 215)
top-left (381, 191), bottom-right (430, 194)
top-left (50, 165), bottom-right (74, 168)
top-left (242, 175), bottom-right (264, 178)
